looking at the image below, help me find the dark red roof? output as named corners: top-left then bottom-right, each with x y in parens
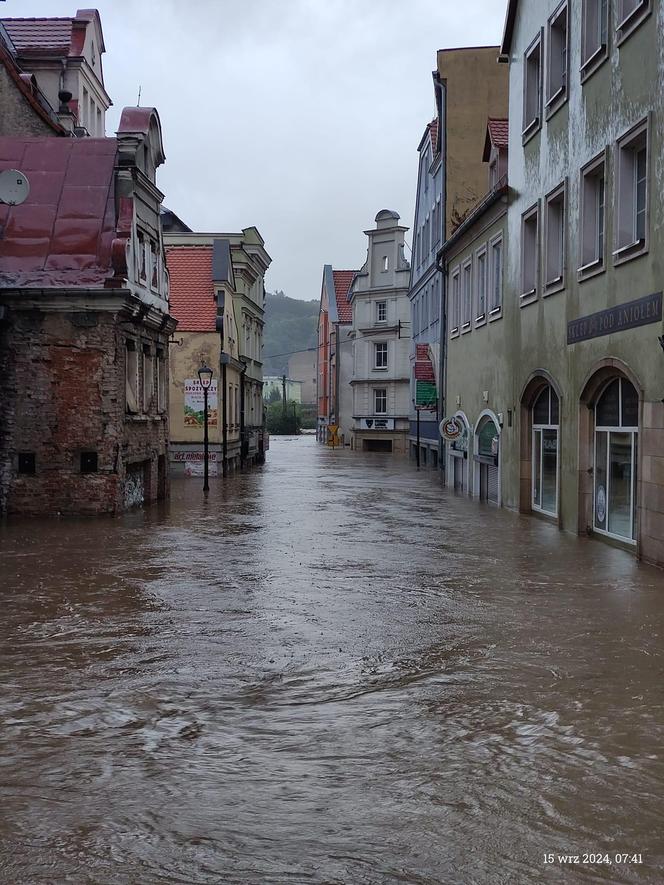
top-left (2, 18), bottom-right (74, 55)
top-left (487, 118), bottom-right (509, 149)
top-left (332, 269), bottom-right (355, 324)
top-left (166, 246), bottom-right (216, 332)
top-left (0, 34), bottom-right (65, 134)
top-left (0, 136), bottom-right (119, 288)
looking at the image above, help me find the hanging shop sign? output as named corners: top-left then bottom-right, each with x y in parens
top-left (439, 416), bottom-right (463, 441)
top-left (567, 291), bottom-right (662, 345)
top-left (184, 378), bottom-right (218, 427)
top-left (415, 381), bottom-right (437, 409)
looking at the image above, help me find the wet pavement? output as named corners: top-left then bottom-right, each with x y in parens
top-left (1, 434), bottom-right (663, 885)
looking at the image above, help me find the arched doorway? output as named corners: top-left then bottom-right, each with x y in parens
top-left (449, 411), bottom-right (470, 493)
top-left (474, 412), bottom-right (500, 504)
top-left (592, 377), bottom-right (638, 542)
top-left (532, 385), bottom-right (559, 517)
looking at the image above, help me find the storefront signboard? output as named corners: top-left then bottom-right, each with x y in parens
top-left (567, 292), bottom-right (662, 345)
top-left (184, 378), bottom-right (218, 427)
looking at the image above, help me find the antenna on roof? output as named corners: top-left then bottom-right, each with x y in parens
top-left (0, 169), bottom-right (30, 206)
top-left (137, 85), bottom-right (141, 106)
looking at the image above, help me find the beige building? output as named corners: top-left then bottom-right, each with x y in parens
top-left (288, 350), bottom-right (317, 404)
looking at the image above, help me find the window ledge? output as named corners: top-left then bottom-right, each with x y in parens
top-left (544, 276), bottom-right (565, 296)
top-left (616, 3), bottom-right (651, 44)
top-left (545, 87), bottom-right (567, 120)
top-left (520, 288), bottom-right (537, 304)
top-left (522, 117), bottom-right (541, 145)
top-left (461, 322), bottom-right (471, 334)
top-left (613, 238), bottom-right (647, 265)
top-left (580, 44), bottom-right (608, 82)
top-left (450, 328), bottom-right (460, 339)
top-left (474, 314), bottom-right (487, 328)
top-left (488, 307), bottom-right (503, 322)
top-left (577, 257), bottom-right (605, 281)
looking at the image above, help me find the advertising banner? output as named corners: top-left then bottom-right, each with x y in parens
top-left (184, 379), bottom-right (218, 427)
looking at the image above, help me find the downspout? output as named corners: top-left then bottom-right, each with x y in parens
top-left (239, 359), bottom-right (247, 468)
top-left (221, 357), bottom-right (228, 477)
top-left (438, 74), bottom-right (448, 479)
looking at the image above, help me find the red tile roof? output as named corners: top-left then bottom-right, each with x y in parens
top-left (487, 117), bottom-right (509, 149)
top-left (2, 18), bottom-right (74, 55)
top-left (0, 136), bottom-right (120, 288)
top-left (166, 246), bottom-right (217, 332)
top-left (332, 269), bottom-right (355, 324)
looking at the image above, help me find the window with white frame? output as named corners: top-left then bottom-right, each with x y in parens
top-left (376, 300), bottom-right (387, 323)
top-left (450, 268), bottom-right (460, 334)
top-left (545, 183), bottom-right (566, 290)
top-left (523, 33), bottom-right (542, 136)
top-left (521, 205), bottom-right (539, 298)
top-left (462, 260), bottom-right (472, 329)
top-left (616, 0), bottom-right (651, 42)
top-left (582, 0), bottom-right (608, 75)
top-left (476, 247), bottom-right (487, 321)
top-left (579, 152), bottom-right (606, 272)
top-left (615, 119), bottom-right (648, 258)
top-left (489, 236), bottom-right (503, 314)
top-left (374, 388), bottom-right (387, 414)
top-left (374, 342), bottom-right (388, 369)
top-left (547, 3), bottom-right (568, 111)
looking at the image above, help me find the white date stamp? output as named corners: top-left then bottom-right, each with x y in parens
top-left (544, 853), bottom-right (644, 866)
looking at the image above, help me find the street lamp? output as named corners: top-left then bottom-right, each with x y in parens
top-left (198, 363), bottom-right (214, 493)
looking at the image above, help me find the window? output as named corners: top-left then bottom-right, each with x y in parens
top-left (616, 0), bottom-right (651, 43)
top-left (582, 0), bottom-right (608, 77)
top-left (137, 233), bottom-right (146, 281)
top-left (80, 452), bottom-right (98, 474)
top-left (532, 385), bottom-right (559, 516)
top-left (594, 377), bottom-right (638, 542)
top-left (475, 248), bottom-right (487, 322)
top-left (235, 386), bottom-right (239, 425)
top-left (18, 453), bottom-right (35, 475)
top-left (450, 268), bottom-right (460, 334)
top-left (579, 153), bottom-right (606, 274)
top-left (156, 348), bottom-right (166, 413)
top-left (544, 182), bottom-right (566, 291)
top-left (462, 260), bottom-right (472, 330)
top-left (615, 119), bottom-right (648, 260)
top-left (523, 32), bottom-right (542, 138)
top-left (546, 3), bottom-right (568, 113)
top-left (374, 342), bottom-right (388, 369)
top-left (382, 256), bottom-right (389, 272)
top-left (489, 236), bottom-right (503, 314)
top-left (142, 345), bottom-right (153, 412)
top-left (126, 340), bottom-right (139, 414)
top-left (376, 301), bottom-right (387, 323)
top-left (521, 204), bottom-right (539, 299)
top-left (374, 388), bottom-right (387, 414)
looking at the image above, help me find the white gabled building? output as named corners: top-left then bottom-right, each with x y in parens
top-left (348, 210), bottom-right (412, 454)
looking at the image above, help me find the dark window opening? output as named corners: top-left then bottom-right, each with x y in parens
top-left (18, 453), bottom-right (36, 475)
top-left (81, 452), bottom-right (98, 474)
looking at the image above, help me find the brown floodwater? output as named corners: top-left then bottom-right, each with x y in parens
top-left (0, 435), bottom-right (663, 884)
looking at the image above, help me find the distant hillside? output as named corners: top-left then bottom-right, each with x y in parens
top-left (263, 290), bottom-right (318, 376)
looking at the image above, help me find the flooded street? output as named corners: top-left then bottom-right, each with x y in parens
top-left (1, 435), bottom-right (663, 884)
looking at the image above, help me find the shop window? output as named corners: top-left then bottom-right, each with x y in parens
top-left (579, 152), bottom-right (606, 275)
top-left (18, 453), bottom-right (35, 475)
top-left (615, 119), bottom-right (648, 261)
top-left (532, 385), bottom-right (559, 516)
top-left (594, 377), bottom-right (638, 542)
top-left (546, 2), bottom-right (568, 114)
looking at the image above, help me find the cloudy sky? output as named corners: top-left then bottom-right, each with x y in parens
top-left (10, 0), bottom-right (506, 300)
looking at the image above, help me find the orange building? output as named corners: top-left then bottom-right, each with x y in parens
top-left (316, 266), bottom-right (355, 444)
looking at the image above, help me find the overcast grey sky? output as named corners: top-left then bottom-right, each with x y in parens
top-left (10, 1), bottom-right (506, 300)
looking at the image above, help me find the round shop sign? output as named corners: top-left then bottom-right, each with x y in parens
top-left (439, 416), bottom-right (462, 441)
top-left (596, 484), bottom-right (607, 525)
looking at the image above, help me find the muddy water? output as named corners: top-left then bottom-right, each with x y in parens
top-left (0, 435), bottom-right (663, 884)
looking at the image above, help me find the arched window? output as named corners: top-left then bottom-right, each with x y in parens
top-left (532, 385), bottom-right (559, 516)
top-left (475, 415), bottom-right (499, 503)
top-left (594, 377), bottom-right (638, 541)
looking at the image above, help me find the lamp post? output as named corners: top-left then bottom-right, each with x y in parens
top-left (198, 363), bottom-right (213, 492)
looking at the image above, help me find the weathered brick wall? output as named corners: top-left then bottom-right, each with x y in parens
top-left (0, 67), bottom-right (58, 137)
top-left (0, 306), bottom-right (171, 516)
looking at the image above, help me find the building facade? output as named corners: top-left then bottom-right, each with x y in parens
top-left (442, 0), bottom-right (664, 568)
top-left (164, 228), bottom-right (271, 470)
top-left (348, 210), bottom-right (412, 454)
top-left (441, 120), bottom-right (509, 500)
top-left (316, 266), bottom-right (355, 445)
top-left (408, 113), bottom-right (443, 467)
top-left (288, 349), bottom-right (317, 405)
top-left (0, 108), bottom-right (176, 515)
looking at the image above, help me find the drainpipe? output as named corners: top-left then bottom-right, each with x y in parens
top-left (220, 352), bottom-right (229, 477)
top-left (239, 359), bottom-right (247, 469)
top-left (437, 74), bottom-right (448, 480)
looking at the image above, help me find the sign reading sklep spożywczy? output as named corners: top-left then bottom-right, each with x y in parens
top-left (184, 378), bottom-right (218, 427)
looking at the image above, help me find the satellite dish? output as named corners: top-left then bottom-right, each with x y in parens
top-left (0, 169), bottom-right (30, 206)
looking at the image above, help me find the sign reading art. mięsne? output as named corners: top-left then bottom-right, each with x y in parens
top-left (567, 292), bottom-right (662, 345)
